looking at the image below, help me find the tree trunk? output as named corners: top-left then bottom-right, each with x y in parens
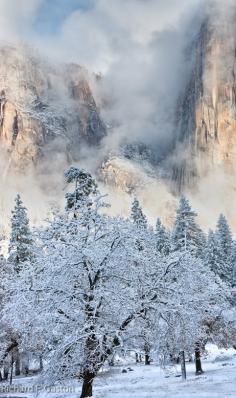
top-left (145, 353), bottom-right (151, 365)
top-left (3, 366), bottom-right (9, 381)
top-left (144, 343), bottom-right (151, 365)
top-left (195, 344), bottom-right (204, 375)
top-left (39, 356), bottom-right (43, 371)
top-left (15, 350), bottom-right (21, 376)
top-left (22, 353), bottom-right (29, 375)
top-left (80, 372), bottom-right (94, 398)
top-left (9, 355), bottom-right (14, 385)
top-left (108, 354), bottom-right (115, 366)
top-left (180, 351), bottom-right (186, 380)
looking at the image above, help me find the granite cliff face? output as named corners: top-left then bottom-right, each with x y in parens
top-left (98, 2), bottom-right (236, 198)
top-left (172, 2), bottom-right (236, 192)
top-left (0, 45), bottom-right (106, 171)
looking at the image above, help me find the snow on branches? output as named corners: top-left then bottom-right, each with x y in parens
top-left (1, 174), bottom-right (235, 397)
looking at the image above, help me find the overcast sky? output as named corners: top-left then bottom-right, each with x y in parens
top-left (0, 0), bottom-right (204, 73)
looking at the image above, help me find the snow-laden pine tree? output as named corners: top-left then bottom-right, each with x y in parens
top-left (205, 229), bottom-right (219, 273)
top-left (232, 242), bottom-right (236, 287)
top-left (8, 194), bottom-right (34, 273)
top-left (171, 196), bottom-right (205, 256)
top-left (4, 194), bottom-right (34, 377)
top-left (213, 214), bottom-right (234, 284)
top-left (0, 254), bottom-right (16, 375)
top-left (131, 198), bottom-right (147, 229)
top-left (65, 166), bottom-right (98, 217)
top-left (155, 218), bottom-right (170, 256)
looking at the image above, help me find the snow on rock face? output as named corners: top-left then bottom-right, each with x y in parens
top-left (0, 91), bottom-right (43, 165)
top-left (100, 157), bottom-right (151, 194)
top-left (100, 156), bottom-right (177, 226)
top-left (172, 3), bottom-right (236, 192)
top-left (0, 45), bottom-right (106, 170)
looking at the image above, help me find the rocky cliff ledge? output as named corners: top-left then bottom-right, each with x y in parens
top-left (0, 45), bottom-right (106, 170)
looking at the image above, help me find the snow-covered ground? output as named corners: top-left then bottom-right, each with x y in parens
top-left (94, 347), bottom-right (236, 398)
top-left (93, 345), bottom-right (236, 398)
top-left (0, 345), bottom-right (235, 398)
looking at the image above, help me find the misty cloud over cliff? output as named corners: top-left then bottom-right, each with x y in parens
top-left (1, 0), bottom-right (236, 231)
top-left (0, 0), bottom-right (205, 156)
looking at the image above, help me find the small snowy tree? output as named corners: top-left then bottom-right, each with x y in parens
top-left (65, 166), bottom-right (98, 217)
top-left (205, 229), bottom-right (221, 274)
top-left (231, 242), bottom-right (236, 287)
top-left (214, 214), bottom-right (234, 284)
top-left (171, 196), bottom-right (205, 256)
top-left (155, 218), bottom-right (170, 256)
top-left (8, 194), bottom-right (34, 273)
top-left (131, 198), bottom-right (147, 229)
top-left (150, 252), bottom-right (229, 378)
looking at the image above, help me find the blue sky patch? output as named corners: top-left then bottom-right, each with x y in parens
top-left (34, 0), bottom-right (94, 34)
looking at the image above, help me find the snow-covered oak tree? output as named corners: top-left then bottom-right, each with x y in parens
top-left (11, 217), bottom-right (161, 395)
top-left (130, 249), bottom-right (230, 378)
top-left (153, 252), bottom-right (229, 374)
top-left (6, 169), bottom-right (162, 397)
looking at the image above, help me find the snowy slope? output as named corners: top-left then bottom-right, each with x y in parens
top-left (0, 345), bottom-right (235, 398)
top-left (93, 346), bottom-right (236, 398)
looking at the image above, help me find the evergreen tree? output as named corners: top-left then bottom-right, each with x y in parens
top-left (205, 229), bottom-right (219, 272)
top-left (171, 196), bottom-right (205, 256)
top-left (131, 198), bottom-right (147, 229)
top-left (214, 214), bottom-right (234, 284)
top-left (8, 194), bottom-right (34, 273)
top-left (155, 218), bottom-right (170, 256)
top-left (65, 167), bottom-right (98, 216)
top-left (216, 215), bottom-right (233, 256)
top-left (231, 241), bottom-right (236, 287)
